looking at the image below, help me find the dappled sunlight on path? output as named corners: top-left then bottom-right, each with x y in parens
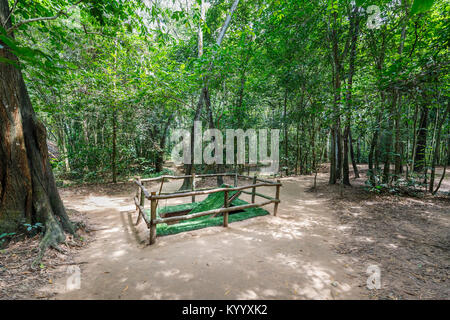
top-left (45, 175), bottom-right (366, 300)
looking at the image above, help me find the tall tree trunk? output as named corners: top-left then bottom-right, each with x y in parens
top-left (447, 135), bottom-right (450, 166)
top-left (155, 115), bottom-right (172, 173)
top-left (180, 93), bottom-right (204, 190)
top-left (0, 0), bottom-right (75, 263)
top-left (283, 89), bottom-right (288, 176)
top-left (414, 105), bottom-right (429, 172)
top-left (368, 111), bottom-right (382, 185)
top-left (343, 124), bottom-right (351, 186)
top-left (410, 103), bottom-right (419, 174)
top-left (180, 0), bottom-right (239, 190)
top-left (349, 130), bottom-right (360, 178)
top-left (342, 5), bottom-right (360, 185)
top-left (356, 135), bottom-right (361, 164)
top-left (383, 107), bottom-right (394, 184)
top-left (111, 109), bottom-right (117, 183)
top-left (393, 94), bottom-right (402, 179)
top-left (429, 104), bottom-right (449, 192)
top-left (295, 121), bottom-right (300, 175)
top-left (329, 126), bottom-right (337, 184)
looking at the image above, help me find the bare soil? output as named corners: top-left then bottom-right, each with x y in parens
top-left (1, 165), bottom-right (448, 300)
top-left (39, 174), bottom-right (367, 299)
top-left (0, 209), bottom-right (90, 299)
top-left (322, 180), bottom-right (449, 299)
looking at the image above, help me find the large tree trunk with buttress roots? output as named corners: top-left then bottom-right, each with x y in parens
top-left (0, 0), bottom-right (75, 263)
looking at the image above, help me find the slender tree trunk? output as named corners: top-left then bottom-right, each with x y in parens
top-left (414, 105), bottom-right (429, 172)
top-left (180, 0), bottom-right (239, 189)
top-left (349, 130), bottom-right (360, 178)
top-left (329, 126), bottom-right (337, 184)
top-left (111, 109), bottom-right (117, 183)
top-left (433, 132), bottom-right (449, 195)
top-left (410, 103), bottom-right (419, 174)
top-left (328, 10), bottom-right (342, 185)
top-left (283, 89), bottom-right (288, 176)
top-left (429, 104), bottom-right (449, 192)
top-left (368, 110), bottom-right (382, 185)
top-left (343, 124), bottom-right (351, 186)
top-left (295, 121), bottom-right (300, 175)
top-left (155, 115), bottom-right (172, 173)
top-left (342, 5), bottom-right (359, 185)
top-left (393, 0), bottom-right (409, 178)
top-left (383, 107), bottom-right (393, 184)
top-left (393, 94), bottom-right (402, 179)
top-left (356, 135), bottom-right (361, 163)
top-left (447, 135), bottom-right (450, 166)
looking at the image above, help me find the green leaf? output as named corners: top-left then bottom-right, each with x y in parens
top-left (411, 0), bottom-right (436, 14)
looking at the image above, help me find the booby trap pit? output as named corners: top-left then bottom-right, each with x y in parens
top-left (133, 173), bottom-right (282, 244)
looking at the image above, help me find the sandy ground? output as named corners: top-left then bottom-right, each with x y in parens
top-left (39, 174), bottom-right (369, 300)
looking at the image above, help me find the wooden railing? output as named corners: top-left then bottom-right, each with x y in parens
top-left (133, 173), bottom-right (281, 245)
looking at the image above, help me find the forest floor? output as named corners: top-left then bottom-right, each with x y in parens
top-left (1, 166), bottom-right (449, 299)
top-left (316, 167), bottom-right (449, 299)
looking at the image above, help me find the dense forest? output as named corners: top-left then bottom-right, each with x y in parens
top-left (0, 0), bottom-right (449, 261)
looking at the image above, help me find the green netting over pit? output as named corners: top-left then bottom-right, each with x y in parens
top-left (146, 185), bottom-right (269, 236)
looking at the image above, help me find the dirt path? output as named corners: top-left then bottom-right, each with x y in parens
top-left (42, 174), bottom-right (367, 299)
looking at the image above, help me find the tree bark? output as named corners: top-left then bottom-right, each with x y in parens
top-left (0, 0), bottom-right (75, 264)
top-left (383, 108), bottom-right (393, 184)
top-left (429, 104), bottom-right (449, 192)
top-left (283, 89), bottom-right (288, 176)
top-left (111, 109), bottom-right (117, 183)
top-left (414, 105), bottom-right (429, 172)
top-left (343, 124), bottom-right (351, 186)
top-left (155, 115), bottom-right (173, 173)
top-left (349, 130), bottom-right (360, 178)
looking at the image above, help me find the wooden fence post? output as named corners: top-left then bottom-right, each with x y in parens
top-left (251, 175), bottom-right (257, 203)
top-left (274, 180), bottom-right (280, 216)
top-left (191, 173), bottom-right (196, 203)
top-left (139, 178), bottom-right (145, 208)
top-left (223, 188), bottom-right (229, 227)
top-left (150, 191), bottom-right (157, 245)
top-left (156, 177), bottom-right (165, 208)
top-left (135, 177), bottom-right (145, 225)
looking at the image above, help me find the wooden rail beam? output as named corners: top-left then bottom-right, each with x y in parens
top-left (153, 200), bottom-right (274, 225)
top-left (134, 196), bottom-right (150, 226)
top-left (134, 179), bottom-right (151, 199)
top-left (149, 182), bottom-right (281, 200)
